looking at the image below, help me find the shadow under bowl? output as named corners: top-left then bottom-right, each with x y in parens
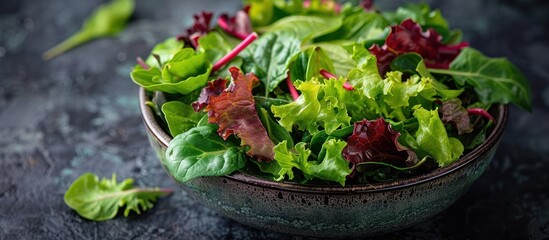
top-left (139, 88), bottom-right (508, 238)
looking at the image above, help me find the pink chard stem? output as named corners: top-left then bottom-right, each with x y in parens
top-left (320, 69), bottom-right (354, 91)
top-left (468, 108), bottom-right (496, 124)
top-left (286, 74), bottom-right (300, 100)
top-left (136, 57), bottom-right (150, 70)
top-left (212, 32), bottom-right (258, 72)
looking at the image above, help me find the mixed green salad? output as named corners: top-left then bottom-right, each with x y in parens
top-left (130, 0), bottom-right (531, 186)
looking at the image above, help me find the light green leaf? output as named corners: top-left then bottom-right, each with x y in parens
top-left (64, 173), bottom-right (171, 221)
top-left (165, 125), bottom-right (246, 182)
top-left (289, 46), bottom-right (335, 82)
top-left (43, 0), bottom-right (134, 60)
top-left (144, 37), bottom-right (184, 68)
top-left (259, 15), bottom-right (342, 42)
top-left (315, 10), bottom-right (388, 43)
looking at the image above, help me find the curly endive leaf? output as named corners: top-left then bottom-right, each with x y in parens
top-left (64, 173), bottom-right (171, 221)
top-left (206, 67), bottom-right (276, 161)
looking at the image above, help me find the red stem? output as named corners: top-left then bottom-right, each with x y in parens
top-left (213, 32), bottom-right (258, 72)
top-left (468, 108), bottom-right (496, 124)
top-left (136, 57), bottom-right (150, 70)
top-left (320, 69), bottom-right (354, 91)
top-left (286, 74), bottom-right (300, 101)
top-left (217, 18), bottom-right (248, 40)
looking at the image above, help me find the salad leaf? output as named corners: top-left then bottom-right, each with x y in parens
top-left (258, 15), bottom-right (342, 42)
top-left (241, 31), bottom-right (301, 94)
top-left (258, 108), bottom-right (294, 147)
top-left (273, 139), bottom-right (352, 186)
top-left (218, 9), bottom-right (253, 40)
top-left (192, 78), bottom-right (228, 112)
top-left (438, 98), bottom-right (474, 135)
top-left (272, 78), bottom-right (351, 135)
top-left (176, 11), bottom-right (214, 48)
top-left (382, 3), bottom-right (452, 42)
top-left (43, 0), bottom-right (134, 60)
top-left (288, 46), bottom-right (335, 82)
top-left (131, 48), bottom-right (212, 95)
top-left (165, 125), bottom-right (247, 182)
top-left (315, 9), bottom-right (388, 43)
top-left (369, 19), bottom-right (468, 75)
top-left (207, 67), bottom-right (276, 161)
top-left (64, 173), bottom-right (171, 221)
top-left (429, 47), bottom-right (532, 111)
top-left (143, 38), bottom-right (184, 68)
top-left (412, 106), bottom-right (464, 167)
top-left (162, 101), bottom-right (205, 137)
top-left (342, 118), bottom-right (418, 173)
top-left (311, 43), bottom-right (354, 77)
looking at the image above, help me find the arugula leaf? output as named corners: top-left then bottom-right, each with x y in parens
top-left (165, 125), bottom-right (247, 182)
top-left (43, 0), bottom-right (134, 60)
top-left (131, 48), bottom-right (212, 95)
top-left (162, 101), bottom-right (205, 137)
top-left (206, 67), bottom-right (276, 161)
top-left (272, 78), bottom-right (351, 134)
top-left (412, 106), bottom-right (464, 167)
top-left (241, 31), bottom-right (301, 94)
top-left (64, 173), bottom-right (171, 221)
top-left (273, 139), bottom-right (352, 186)
top-left (429, 47), bottom-right (532, 111)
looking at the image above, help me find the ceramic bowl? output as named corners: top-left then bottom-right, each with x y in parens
top-left (139, 88), bottom-right (508, 238)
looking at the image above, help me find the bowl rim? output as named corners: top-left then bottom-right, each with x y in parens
top-left (140, 88), bottom-right (508, 194)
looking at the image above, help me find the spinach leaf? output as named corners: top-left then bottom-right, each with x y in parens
top-left (429, 47), bottom-right (532, 111)
top-left (289, 46), bottom-right (335, 82)
top-left (43, 0), bottom-right (134, 60)
top-left (258, 15), bottom-right (342, 42)
top-left (131, 48), bottom-right (212, 95)
top-left (162, 101), bottom-right (205, 137)
top-left (258, 108), bottom-right (294, 147)
top-left (315, 10), bottom-right (388, 43)
top-left (64, 173), bottom-right (171, 221)
top-left (312, 43), bottom-right (354, 77)
top-left (241, 32), bottom-right (301, 94)
top-left (165, 125), bottom-right (246, 183)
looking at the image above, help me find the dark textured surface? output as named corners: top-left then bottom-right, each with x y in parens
top-left (0, 0), bottom-right (548, 239)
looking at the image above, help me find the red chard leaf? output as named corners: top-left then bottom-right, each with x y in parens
top-left (439, 99), bottom-right (474, 135)
top-left (370, 19), bottom-right (469, 75)
top-left (192, 79), bottom-right (228, 112)
top-left (206, 67), bottom-right (275, 161)
top-left (218, 9), bottom-right (253, 40)
top-left (177, 11), bottom-right (214, 48)
top-left (342, 118), bottom-right (418, 174)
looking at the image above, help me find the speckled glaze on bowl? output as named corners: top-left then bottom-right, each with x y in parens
top-left (139, 88), bottom-right (508, 238)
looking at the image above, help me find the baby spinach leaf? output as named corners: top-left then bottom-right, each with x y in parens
top-left (429, 47), bottom-right (532, 111)
top-left (162, 101), bottom-right (205, 137)
top-left (241, 32), bottom-right (301, 94)
top-left (43, 0), bottom-right (134, 60)
top-left (315, 10), bottom-right (388, 43)
top-left (64, 173), bottom-right (171, 221)
top-left (165, 125), bottom-right (246, 183)
top-left (258, 15), bottom-right (342, 42)
top-left (144, 38), bottom-right (184, 68)
top-left (310, 43), bottom-right (354, 77)
top-left (288, 46), bottom-right (335, 82)
top-left (131, 48), bottom-right (212, 95)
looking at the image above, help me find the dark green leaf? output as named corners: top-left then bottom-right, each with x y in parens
top-left (258, 108), bottom-right (294, 147)
top-left (162, 101), bottom-right (205, 137)
top-left (165, 125), bottom-right (247, 182)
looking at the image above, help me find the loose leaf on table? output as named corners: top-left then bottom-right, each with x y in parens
top-left (206, 67), bottom-right (276, 161)
top-left (342, 118), bottom-right (418, 173)
top-left (429, 47), bottom-right (532, 111)
top-left (412, 106), bottom-right (464, 167)
top-left (273, 139), bottom-right (352, 186)
top-left (131, 48), bottom-right (212, 95)
top-left (162, 101), bottom-right (205, 137)
top-left (165, 125), bottom-right (247, 182)
top-left (241, 31), bottom-right (301, 94)
top-left (43, 0), bottom-right (134, 60)
top-left (64, 173), bottom-right (171, 221)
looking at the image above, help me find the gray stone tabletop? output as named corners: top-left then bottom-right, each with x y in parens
top-left (1, 0), bottom-right (548, 239)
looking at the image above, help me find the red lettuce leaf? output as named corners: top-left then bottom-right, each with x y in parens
top-left (218, 7), bottom-right (253, 40)
top-left (192, 79), bottom-right (228, 112)
top-left (342, 118), bottom-right (418, 174)
top-left (360, 0), bottom-right (375, 11)
top-left (439, 99), bottom-right (474, 135)
top-left (206, 67), bottom-right (275, 161)
top-left (176, 11), bottom-right (214, 48)
top-left (369, 19), bottom-right (469, 75)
